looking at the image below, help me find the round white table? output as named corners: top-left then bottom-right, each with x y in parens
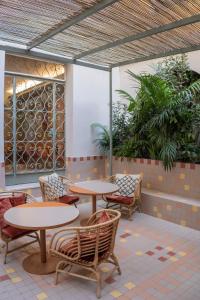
top-left (4, 202), bottom-right (79, 275)
top-left (69, 180), bottom-right (118, 223)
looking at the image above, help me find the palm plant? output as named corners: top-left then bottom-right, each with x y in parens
top-left (117, 70), bottom-right (200, 170)
top-left (91, 103), bottom-right (131, 155)
top-left (91, 123), bottom-right (110, 154)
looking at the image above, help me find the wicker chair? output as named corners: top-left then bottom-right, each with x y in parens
top-left (49, 209), bottom-right (121, 298)
top-left (0, 191), bottom-right (40, 264)
top-left (104, 174), bottom-right (142, 220)
top-left (39, 174), bottom-right (79, 206)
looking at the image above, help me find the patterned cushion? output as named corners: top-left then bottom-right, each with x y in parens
top-left (106, 195), bottom-right (133, 205)
top-left (0, 198), bottom-right (12, 229)
top-left (59, 195), bottom-right (79, 205)
top-left (115, 174), bottom-right (139, 196)
top-left (2, 226), bottom-right (32, 238)
top-left (9, 193), bottom-right (26, 207)
top-left (48, 173), bottom-right (65, 197)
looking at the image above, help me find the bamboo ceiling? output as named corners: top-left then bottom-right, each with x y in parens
top-left (1, 0), bottom-right (200, 69)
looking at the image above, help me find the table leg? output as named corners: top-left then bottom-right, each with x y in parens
top-left (80, 194), bottom-right (97, 226)
top-left (22, 229), bottom-right (60, 275)
top-left (92, 195), bottom-right (97, 214)
top-left (40, 229), bottom-right (46, 263)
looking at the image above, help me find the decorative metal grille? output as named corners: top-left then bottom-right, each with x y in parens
top-left (4, 75), bottom-right (65, 175)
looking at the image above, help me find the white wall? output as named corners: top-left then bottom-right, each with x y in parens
top-left (0, 51), bottom-right (5, 162)
top-left (117, 50), bottom-right (200, 99)
top-left (65, 64), bottom-right (109, 157)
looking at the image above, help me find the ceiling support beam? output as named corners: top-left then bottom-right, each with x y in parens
top-left (27, 0), bottom-right (119, 50)
top-left (75, 13), bottom-right (200, 60)
top-left (0, 45), bottom-right (110, 72)
top-left (111, 44), bottom-right (200, 68)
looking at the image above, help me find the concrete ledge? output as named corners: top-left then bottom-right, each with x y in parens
top-left (142, 188), bottom-right (200, 230)
top-left (4, 183), bottom-right (41, 198)
top-left (5, 182), bottom-right (40, 191)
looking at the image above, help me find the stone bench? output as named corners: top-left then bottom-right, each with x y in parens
top-left (141, 188), bottom-right (200, 230)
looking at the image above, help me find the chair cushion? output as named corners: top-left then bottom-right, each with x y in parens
top-left (96, 211), bottom-right (111, 224)
top-left (48, 173), bottom-right (65, 197)
top-left (2, 226), bottom-right (33, 239)
top-left (0, 198), bottom-right (12, 228)
top-left (58, 211), bottom-right (112, 261)
top-left (9, 193), bottom-right (26, 207)
top-left (59, 195), bottom-right (79, 205)
top-left (115, 174), bottom-right (139, 196)
top-left (106, 194), bottom-right (133, 205)
top-left (59, 231), bottom-right (109, 262)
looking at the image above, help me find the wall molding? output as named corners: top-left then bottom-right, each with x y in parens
top-left (112, 156), bottom-right (198, 170)
top-left (65, 155), bottom-right (105, 162)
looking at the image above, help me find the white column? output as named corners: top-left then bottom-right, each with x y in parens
top-left (64, 64), bottom-right (109, 157)
top-left (0, 51), bottom-right (5, 188)
top-left (64, 64), bottom-right (74, 157)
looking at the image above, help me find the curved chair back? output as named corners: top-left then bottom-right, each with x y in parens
top-left (39, 175), bottom-right (56, 201)
top-left (50, 209), bottom-right (121, 267)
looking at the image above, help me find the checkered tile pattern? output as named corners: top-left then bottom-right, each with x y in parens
top-left (0, 202), bottom-right (200, 300)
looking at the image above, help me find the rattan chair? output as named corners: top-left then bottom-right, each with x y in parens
top-left (49, 209), bottom-right (121, 298)
top-left (39, 174), bottom-right (79, 206)
top-left (104, 174), bottom-right (142, 219)
top-left (0, 191), bottom-right (40, 264)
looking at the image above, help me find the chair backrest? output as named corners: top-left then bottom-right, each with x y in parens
top-left (50, 209), bottom-right (121, 266)
top-left (0, 191), bottom-right (35, 230)
top-left (113, 173), bottom-right (142, 197)
top-left (39, 173), bottom-right (65, 201)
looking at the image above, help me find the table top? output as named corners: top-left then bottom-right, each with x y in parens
top-left (4, 202), bottom-right (79, 230)
top-left (69, 180), bottom-right (118, 196)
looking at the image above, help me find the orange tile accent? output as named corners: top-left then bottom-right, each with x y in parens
top-left (158, 175), bottom-right (163, 182)
top-left (184, 185), bottom-right (190, 191)
top-left (179, 173), bottom-right (186, 180)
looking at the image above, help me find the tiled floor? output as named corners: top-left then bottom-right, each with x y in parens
top-left (0, 202), bottom-right (200, 300)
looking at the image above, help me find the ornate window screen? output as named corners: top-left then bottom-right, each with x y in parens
top-left (4, 74), bottom-right (65, 176)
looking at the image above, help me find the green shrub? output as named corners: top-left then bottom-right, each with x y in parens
top-left (93, 55), bottom-right (200, 170)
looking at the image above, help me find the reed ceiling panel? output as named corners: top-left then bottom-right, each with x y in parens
top-left (79, 22), bottom-right (200, 65)
top-left (0, 0), bottom-right (99, 44)
top-left (0, 0), bottom-right (200, 67)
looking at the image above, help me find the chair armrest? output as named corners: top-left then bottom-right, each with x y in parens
top-left (104, 175), bottom-right (116, 183)
top-left (59, 175), bottom-right (73, 184)
top-left (49, 227), bottom-right (82, 261)
top-left (0, 190), bottom-right (37, 203)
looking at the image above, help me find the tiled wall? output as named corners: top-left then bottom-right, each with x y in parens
top-left (107, 157), bottom-right (200, 230)
top-left (108, 157), bottom-right (200, 200)
top-left (66, 155), bottom-right (106, 182)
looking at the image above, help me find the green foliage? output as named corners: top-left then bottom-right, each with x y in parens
top-left (92, 55), bottom-right (200, 170)
top-left (91, 123), bottom-right (110, 154)
top-left (91, 103), bottom-right (131, 154)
